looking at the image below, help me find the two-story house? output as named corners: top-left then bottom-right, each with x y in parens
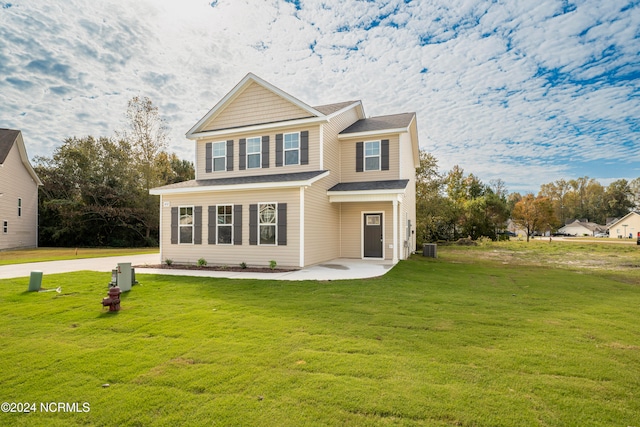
top-left (150, 73), bottom-right (419, 268)
top-left (0, 129), bottom-right (42, 250)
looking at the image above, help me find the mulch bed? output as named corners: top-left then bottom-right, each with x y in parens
top-left (137, 264), bottom-right (298, 273)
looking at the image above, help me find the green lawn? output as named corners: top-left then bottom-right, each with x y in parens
top-left (1, 243), bottom-right (639, 426)
top-left (0, 247), bottom-right (159, 266)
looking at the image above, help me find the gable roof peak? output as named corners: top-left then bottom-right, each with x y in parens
top-left (187, 73), bottom-right (325, 137)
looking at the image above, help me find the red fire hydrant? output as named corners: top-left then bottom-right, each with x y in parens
top-left (101, 286), bottom-right (121, 312)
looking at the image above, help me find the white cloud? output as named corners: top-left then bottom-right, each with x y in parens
top-left (0, 0), bottom-right (638, 194)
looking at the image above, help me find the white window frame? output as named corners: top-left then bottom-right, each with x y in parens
top-left (212, 141), bottom-right (226, 172)
top-left (258, 202), bottom-right (277, 246)
top-left (216, 204), bottom-right (233, 245)
top-left (284, 132), bottom-right (300, 166)
top-left (2, 221), bottom-right (7, 234)
top-left (364, 140), bottom-right (381, 171)
top-left (178, 206), bottom-right (194, 245)
top-left (246, 136), bottom-right (261, 169)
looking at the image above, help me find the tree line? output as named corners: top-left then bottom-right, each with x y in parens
top-left (416, 149), bottom-right (640, 245)
top-left (34, 97), bottom-right (194, 247)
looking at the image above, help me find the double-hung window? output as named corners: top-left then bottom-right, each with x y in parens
top-left (18, 198), bottom-right (22, 217)
top-left (284, 132), bottom-right (299, 166)
top-left (364, 141), bottom-right (380, 171)
top-left (3, 221), bottom-right (7, 234)
top-left (212, 141), bottom-right (226, 172)
top-left (179, 206), bottom-right (194, 244)
top-left (217, 205), bottom-right (233, 244)
top-left (247, 137), bottom-right (261, 169)
top-left (258, 203), bottom-right (276, 245)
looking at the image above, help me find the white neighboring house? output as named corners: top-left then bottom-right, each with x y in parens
top-left (0, 129), bottom-right (42, 250)
top-left (558, 219), bottom-right (606, 237)
top-left (606, 212), bottom-right (640, 239)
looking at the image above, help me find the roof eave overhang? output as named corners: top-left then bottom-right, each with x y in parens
top-left (187, 116), bottom-right (328, 140)
top-left (150, 171), bottom-right (330, 196)
top-left (15, 133), bottom-right (43, 186)
top-left (338, 127), bottom-right (408, 140)
top-left (327, 189), bottom-right (405, 203)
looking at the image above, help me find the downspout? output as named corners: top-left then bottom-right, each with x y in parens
top-left (300, 186), bottom-right (305, 268)
top-left (393, 198), bottom-right (398, 264)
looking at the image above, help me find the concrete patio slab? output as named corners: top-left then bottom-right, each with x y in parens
top-left (0, 254), bottom-right (394, 281)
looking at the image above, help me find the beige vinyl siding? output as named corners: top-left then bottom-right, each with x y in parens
top-left (196, 125), bottom-right (322, 179)
top-left (303, 178), bottom-right (340, 265)
top-left (339, 202), bottom-right (393, 260)
top-left (399, 131), bottom-right (417, 256)
top-left (303, 105), bottom-right (363, 265)
top-left (322, 106), bottom-right (362, 183)
top-left (340, 135), bottom-right (400, 183)
top-left (160, 188), bottom-right (300, 267)
top-left (0, 144), bottom-right (39, 250)
top-left (202, 82), bottom-right (312, 131)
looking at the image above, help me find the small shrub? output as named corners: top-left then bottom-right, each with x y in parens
top-left (240, 262), bottom-right (247, 269)
top-left (165, 259), bottom-right (173, 266)
top-left (197, 258), bottom-right (207, 267)
top-left (269, 260), bottom-right (277, 270)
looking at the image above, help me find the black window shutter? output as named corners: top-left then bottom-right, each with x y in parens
top-left (278, 203), bottom-right (287, 246)
top-left (208, 206), bottom-right (216, 245)
top-left (262, 136), bottom-right (269, 168)
top-left (170, 207), bottom-right (178, 244)
top-left (356, 142), bottom-right (363, 172)
top-left (275, 133), bottom-right (283, 167)
top-left (234, 204), bottom-right (242, 245)
top-left (205, 143), bottom-right (212, 173)
top-left (239, 138), bottom-right (246, 170)
top-left (381, 139), bottom-right (389, 171)
top-left (226, 140), bottom-right (234, 171)
top-left (249, 204), bottom-right (257, 245)
top-left (301, 131), bottom-right (309, 165)
top-left (194, 206), bottom-right (203, 244)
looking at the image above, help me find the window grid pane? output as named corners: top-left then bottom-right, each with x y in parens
top-left (247, 138), bottom-right (261, 153)
top-left (258, 203), bottom-right (277, 245)
top-left (284, 133), bottom-right (299, 150)
top-left (179, 207), bottom-right (194, 244)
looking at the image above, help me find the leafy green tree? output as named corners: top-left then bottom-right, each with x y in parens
top-left (415, 150), bottom-right (452, 244)
top-left (511, 194), bottom-right (555, 242)
top-left (603, 179), bottom-right (634, 219)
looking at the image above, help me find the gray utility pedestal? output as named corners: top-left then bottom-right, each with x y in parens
top-left (28, 271), bottom-right (43, 291)
top-left (117, 263), bottom-right (132, 292)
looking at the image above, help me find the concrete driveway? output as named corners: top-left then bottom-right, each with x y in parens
top-left (0, 254), bottom-right (394, 281)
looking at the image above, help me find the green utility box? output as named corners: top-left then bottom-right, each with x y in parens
top-left (28, 271), bottom-right (43, 292)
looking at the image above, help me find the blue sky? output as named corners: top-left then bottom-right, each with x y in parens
top-left (0, 0), bottom-right (638, 193)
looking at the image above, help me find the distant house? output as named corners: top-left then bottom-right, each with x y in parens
top-left (150, 73), bottom-right (419, 267)
top-left (558, 219), bottom-right (606, 237)
top-left (606, 212), bottom-right (640, 239)
top-left (0, 129), bottom-right (42, 250)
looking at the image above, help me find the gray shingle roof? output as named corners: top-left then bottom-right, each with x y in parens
top-left (0, 128), bottom-right (20, 164)
top-left (313, 101), bottom-right (359, 115)
top-left (339, 113), bottom-right (415, 134)
top-left (152, 170), bottom-right (328, 191)
top-left (328, 180), bottom-right (409, 192)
